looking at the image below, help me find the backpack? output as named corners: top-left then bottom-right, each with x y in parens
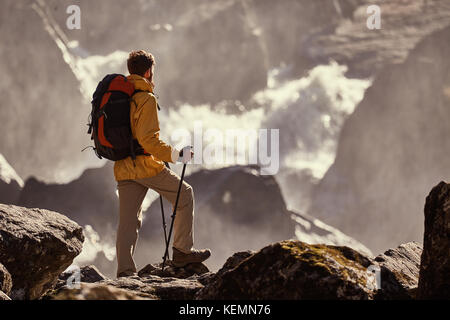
top-left (86, 74), bottom-right (150, 162)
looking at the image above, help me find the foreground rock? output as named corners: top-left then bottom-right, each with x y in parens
top-left (138, 262), bottom-right (210, 279)
top-left (0, 204), bottom-right (84, 299)
top-left (0, 263), bottom-right (12, 296)
top-left (50, 283), bottom-right (150, 300)
top-left (102, 275), bottom-right (204, 300)
top-left (418, 182), bottom-right (450, 299)
top-left (55, 265), bottom-right (108, 291)
top-left (196, 240), bottom-right (376, 300)
top-left (46, 240), bottom-right (428, 300)
top-left (374, 242), bottom-right (422, 300)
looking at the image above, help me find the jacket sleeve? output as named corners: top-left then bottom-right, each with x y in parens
top-left (135, 94), bottom-right (178, 163)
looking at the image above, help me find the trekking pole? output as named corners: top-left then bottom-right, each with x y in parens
top-left (159, 162), bottom-right (171, 259)
top-left (162, 162), bottom-right (187, 270)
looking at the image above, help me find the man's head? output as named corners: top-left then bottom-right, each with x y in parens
top-left (127, 50), bottom-right (155, 82)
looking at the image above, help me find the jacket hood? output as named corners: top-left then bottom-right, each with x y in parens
top-left (127, 74), bottom-right (154, 93)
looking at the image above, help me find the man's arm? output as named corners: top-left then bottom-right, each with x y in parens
top-left (135, 94), bottom-right (179, 163)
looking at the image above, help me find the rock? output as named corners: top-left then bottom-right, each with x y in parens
top-left (374, 242), bottom-right (422, 300)
top-left (196, 240), bottom-right (376, 300)
top-left (50, 282), bottom-right (151, 300)
top-left (0, 204), bottom-right (84, 299)
top-left (215, 251), bottom-right (254, 278)
top-left (17, 163), bottom-right (118, 277)
top-left (418, 182), bottom-right (450, 299)
top-left (101, 275), bottom-right (203, 300)
top-left (310, 25), bottom-right (450, 254)
top-left (0, 290), bottom-right (11, 300)
top-left (138, 262), bottom-right (209, 279)
top-left (0, 263), bottom-right (12, 296)
top-left (59, 265), bottom-right (107, 284)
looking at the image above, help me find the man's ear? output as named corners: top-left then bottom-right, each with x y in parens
top-left (144, 68), bottom-right (151, 78)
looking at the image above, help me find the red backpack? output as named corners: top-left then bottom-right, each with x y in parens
top-left (86, 74), bottom-right (150, 162)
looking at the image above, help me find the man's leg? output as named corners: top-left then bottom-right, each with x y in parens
top-left (135, 167), bottom-right (194, 253)
top-left (116, 179), bottom-right (148, 277)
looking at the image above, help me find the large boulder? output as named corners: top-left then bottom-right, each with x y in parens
top-left (0, 263), bottom-right (12, 296)
top-left (195, 240), bottom-right (377, 300)
top-left (0, 204), bottom-right (84, 299)
top-left (374, 242), bottom-right (422, 300)
top-left (418, 182), bottom-right (450, 299)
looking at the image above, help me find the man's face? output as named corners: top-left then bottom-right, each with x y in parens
top-left (146, 66), bottom-right (155, 88)
top-left (147, 66), bottom-right (154, 81)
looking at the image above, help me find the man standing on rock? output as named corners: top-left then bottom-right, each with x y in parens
top-left (114, 50), bottom-right (210, 278)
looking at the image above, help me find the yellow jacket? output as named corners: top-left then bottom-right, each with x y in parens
top-left (113, 74), bottom-right (177, 181)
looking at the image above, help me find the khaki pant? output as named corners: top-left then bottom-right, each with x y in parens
top-left (116, 166), bottom-right (194, 276)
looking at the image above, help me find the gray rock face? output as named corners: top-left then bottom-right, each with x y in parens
top-left (195, 240), bottom-right (377, 300)
top-left (0, 204), bottom-right (84, 299)
top-left (0, 0), bottom-right (89, 183)
top-left (304, 0), bottom-right (450, 78)
top-left (310, 25), bottom-right (450, 254)
top-left (374, 242), bottom-right (422, 300)
top-left (418, 182), bottom-right (450, 299)
top-left (0, 263), bottom-right (12, 296)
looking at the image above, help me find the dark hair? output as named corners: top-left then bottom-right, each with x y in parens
top-left (127, 50), bottom-right (155, 76)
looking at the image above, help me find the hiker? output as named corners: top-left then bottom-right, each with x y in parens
top-left (114, 50), bottom-right (210, 277)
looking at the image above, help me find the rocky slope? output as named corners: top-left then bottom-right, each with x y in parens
top-left (1, 180), bottom-right (449, 300)
top-left (310, 24), bottom-right (450, 254)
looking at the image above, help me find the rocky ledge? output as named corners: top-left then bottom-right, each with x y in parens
top-left (1, 180), bottom-right (449, 300)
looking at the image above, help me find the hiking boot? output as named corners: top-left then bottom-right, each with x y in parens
top-left (172, 247), bottom-right (211, 267)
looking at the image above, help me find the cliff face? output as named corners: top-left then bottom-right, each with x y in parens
top-left (0, 1), bottom-right (89, 183)
top-left (309, 26), bottom-right (450, 253)
top-left (303, 0), bottom-right (450, 78)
